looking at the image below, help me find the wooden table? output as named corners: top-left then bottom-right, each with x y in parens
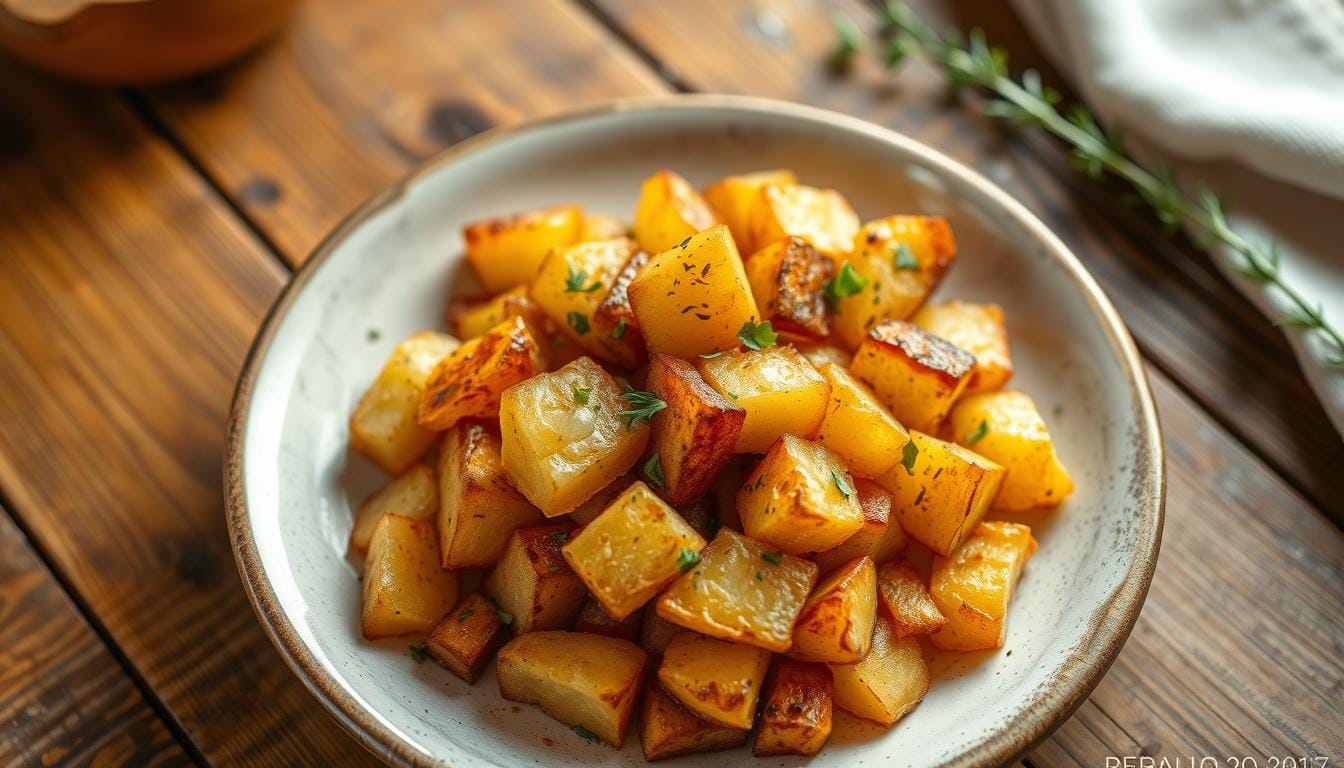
top-left (1, 1), bottom-right (1340, 765)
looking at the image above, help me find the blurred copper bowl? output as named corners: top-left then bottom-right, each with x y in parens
top-left (0, 0), bottom-right (297, 84)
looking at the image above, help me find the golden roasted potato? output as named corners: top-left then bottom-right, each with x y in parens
top-left (562, 481), bottom-right (706, 619)
top-left (929, 521), bottom-right (1037, 651)
top-left (484, 524), bottom-right (585, 634)
top-left (640, 607), bottom-right (683, 656)
top-left (656, 528), bottom-right (818, 652)
top-left (657, 631), bottom-right (770, 728)
top-left (702, 169), bottom-right (797, 251)
top-left (567, 471), bottom-right (636, 526)
top-left (497, 631), bottom-right (647, 747)
top-left (789, 556), bottom-right (878, 663)
top-left (878, 430), bottom-right (1004, 556)
top-left (737, 435), bottom-right (864, 555)
top-left (349, 464), bottom-right (438, 554)
top-left (829, 617), bottom-right (929, 726)
top-left (418, 317), bottom-right (546, 431)
top-left (814, 362), bottom-right (911, 478)
top-left (362, 514), bottom-right (459, 640)
top-left (500, 356), bottom-right (649, 517)
top-left (696, 345), bottom-right (830, 453)
top-left (849, 319), bottom-right (974, 434)
top-left (590, 248), bottom-right (651, 369)
top-left (795, 342), bottom-right (851, 369)
top-left (464, 204), bottom-right (582, 293)
top-left (831, 215), bottom-right (957, 349)
top-left (640, 676), bottom-right (748, 761)
top-left (912, 301), bottom-right (1013, 394)
top-left (946, 391), bottom-right (1073, 511)
top-left (579, 211), bottom-right (629, 242)
top-left (633, 169), bottom-right (720, 254)
top-left (425, 591), bottom-right (507, 683)
top-left (351, 331), bottom-right (461, 473)
top-left (531, 238), bottom-right (648, 368)
top-left (627, 224), bottom-right (759, 359)
top-left (876, 560), bottom-right (947, 639)
top-left (647, 353), bottom-right (746, 505)
top-left (744, 236), bottom-right (833, 339)
top-left (437, 421), bottom-right (544, 570)
top-left (753, 658), bottom-right (833, 757)
top-left (749, 183), bottom-right (859, 259)
top-left (811, 479), bottom-right (906, 574)
top-left (447, 286), bottom-right (546, 341)
top-left (575, 597), bottom-right (643, 641)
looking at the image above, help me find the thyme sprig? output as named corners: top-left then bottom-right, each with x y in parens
top-left (835, 2), bottom-right (1344, 365)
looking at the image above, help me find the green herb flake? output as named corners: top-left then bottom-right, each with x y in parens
top-left (564, 259), bottom-right (602, 293)
top-left (549, 530), bottom-right (570, 546)
top-left (823, 262), bottom-right (870, 309)
top-left (965, 419), bottom-right (990, 444)
top-left (901, 440), bottom-right (919, 475)
top-left (495, 606), bottom-right (514, 625)
top-left (832, 469), bottom-right (855, 498)
top-left (566, 311), bottom-right (591, 335)
top-left (643, 454), bottom-right (666, 490)
top-left (572, 385), bottom-right (592, 406)
top-left (366, 328), bottom-right (381, 342)
top-left (456, 604), bottom-right (475, 623)
top-left (676, 547), bottom-right (701, 573)
top-left (736, 319), bottom-right (778, 351)
top-left (620, 386), bottom-right (668, 429)
top-left (572, 725), bottom-right (599, 743)
top-left (727, 391), bottom-right (739, 400)
top-left (755, 570), bottom-right (765, 581)
top-left (611, 317), bottom-right (628, 339)
top-left (913, 487), bottom-right (926, 506)
top-left (762, 551), bottom-right (784, 566)
top-left (407, 642), bottom-right (428, 663)
top-left (547, 564), bottom-right (561, 573)
top-left (699, 350), bottom-right (723, 359)
top-left (892, 242), bottom-right (919, 270)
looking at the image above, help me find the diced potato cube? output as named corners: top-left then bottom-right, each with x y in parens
top-left (702, 169), bottom-right (797, 252)
top-left (912, 301), bottom-right (1013, 393)
top-left (639, 676), bottom-right (747, 761)
top-left (633, 170), bottom-right (720, 254)
top-left (500, 357), bottom-right (649, 517)
top-left (568, 471), bottom-right (636, 526)
top-left (831, 215), bottom-right (957, 349)
top-left (814, 363), bottom-right (910, 478)
top-left (795, 342), bottom-right (851, 369)
top-left (656, 528), bottom-right (817, 652)
top-left (425, 592), bottom-right (507, 683)
top-left (946, 391), bottom-right (1073, 510)
top-left (418, 317), bottom-right (546, 431)
top-left (696, 345), bottom-right (830, 453)
top-left (351, 331), bottom-right (460, 473)
top-left (575, 597), bottom-right (643, 641)
top-left (464, 204), bottom-right (583, 293)
top-left (744, 236), bottom-right (832, 339)
top-left (849, 319), bottom-right (974, 434)
top-left (829, 617), bottom-right (929, 726)
top-left (447, 286), bottom-right (548, 341)
top-left (627, 225), bottom-right (759, 359)
top-left (496, 631), bottom-right (647, 747)
top-left (789, 556), bottom-right (878, 663)
top-left (562, 481), bottom-right (706, 619)
top-left (362, 514), bottom-right (459, 639)
top-left (929, 521), bottom-right (1037, 651)
top-left (811, 479), bottom-right (906, 573)
top-left (484, 524), bottom-right (584, 634)
top-left (753, 658), bottom-right (833, 756)
top-left (737, 435), bottom-right (864, 555)
top-left (749, 184), bottom-right (859, 259)
top-left (657, 632), bottom-right (770, 728)
top-left (531, 238), bottom-right (648, 368)
top-left (349, 464), bottom-right (438, 554)
top-left (876, 560), bottom-right (947, 639)
top-left (438, 421), bottom-right (544, 570)
top-left (878, 430), bottom-right (1004, 556)
top-left (640, 607), bottom-right (682, 656)
top-left (647, 353), bottom-right (746, 505)
top-left (590, 248), bottom-right (651, 370)
top-left (579, 212), bottom-right (629, 242)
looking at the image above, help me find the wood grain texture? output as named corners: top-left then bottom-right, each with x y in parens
top-left (0, 65), bottom-right (376, 766)
top-left (0, 510), bottom-right (188, 767)
top-left (588, 0), bottom-right (1344, 522)
top-left (142, 0), bottom-right (670, 264)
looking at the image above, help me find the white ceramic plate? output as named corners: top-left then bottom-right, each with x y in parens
top-left (226, 95), bottom-right (1163, 768)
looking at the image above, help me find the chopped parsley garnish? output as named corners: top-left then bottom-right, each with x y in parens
top-left (900, 440), bottom-right (919, 475)
top-left (547, 564), bottom-right (561, 573)
top-left (755, 570), bottom-right (765, 581)
top-left (892, 242), bottom-right (919, 270)
top-left (823, 262), bottom-right (869, 309)
top-left (566, 311), bottom-right (591, 335)
top-left (676, 547), bottom-right (701, 573)
top-left (643, 454), bottom-right (665, 489)
top-left (572, 725), bottom-right (599, 743)
top-left (455, 604), bottom-right (475, 623)
top-left (762, 551), bottom-right (784, 566)
top-left (549, 530), bottom-right (570, 546)
top-left (727, 391), bottom-right (738, 399)
top-left (495, 606), bottom-right (513, 625)
top-left (564, 260), bottom-right (602, 293)
top-left (699, 350), bottom-right (723, 359)
top-left (366, 328), bottom-right (381, 342)
top-left (736, 319), bottom-right (778, 351)
top-left (832, 469), bottom-right (855, 498)
top-left (572, 385), bottom-right (592, 405)
top-left (965, 419), bottom-right (990, 444)
top-left (620, 386), bottom-right (667, 428)
top-left (407, 642), bottom-right (428, 663)
top-left (611, 317), bottom-right (628, 339)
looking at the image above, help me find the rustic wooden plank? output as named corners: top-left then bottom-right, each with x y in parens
top-left (0, 509), bottom-right (189, 767)
top-left (141, 0), bottom-right (670, 264)
top-left (587, 0), bottom-right (1344, 522)
top-left (0, 65), bottom-right (376, 765)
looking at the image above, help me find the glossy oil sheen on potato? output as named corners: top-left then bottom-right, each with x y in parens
top-left (744, 236), bottom-right (833, 339)
top-left (810, 479), bottom-right (906, 574)
top-left (696, 345), bottom-right (830, 453)
top-left (350, 330), bottom-right (460, 473)
top-left (437, 421), bottom-right (544, 570)
top-left (656, 631), bottom-right (771, 729)
top-left (418, 316), bottom-right (546, 431)
top-left (632, 169), bottom-right (720, 254)
top-left (849, 319), bottom-right (974, 435)
top-left (877, 560), bottom-right (947, 638)
top-left (754, 658), bottom-right (833, 756)
top-left (829, 617), bottom-right (929, 726)
top-left (748, 183), bottom-right (859, 259)
top-left (361, 514), bottom-right (459, 639)
top-left (647, 353), bottom-right (746, 505)
top-left (814, 362), bottom-right (911, 478)
top-left (531, 237), bottom-right (645, 367)
top-left (702, 169), bottom-right (796, 252)
top-left (788, 556), bottom-right (878, 663)
top-left (912, 300), bottom-right (1013, 394)
top-left (930, 521), bottom-right (1037, 651)
top-left (946, 391), bottom-right (1073, 510)
top-left (464, 204), bottom-right (582, 293)
top-left (879, 430), bottom-right (1004, 556)
top-left (349, 464), bottom-right (438, 553)
top-left (737, 435), bottom-right (865, 555)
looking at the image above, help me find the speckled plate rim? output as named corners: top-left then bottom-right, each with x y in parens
top-left (224, 93), bottom-right (1165, 768)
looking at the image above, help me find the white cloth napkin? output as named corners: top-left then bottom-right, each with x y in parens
top-left (1008, 0), bottom-right (1344, 438)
